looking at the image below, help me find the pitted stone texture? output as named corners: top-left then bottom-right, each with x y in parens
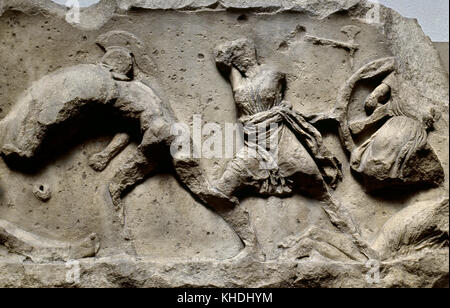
top-left (0, 252), bottom-right (448, 288)
top-left (0, 0), bottom-right (448, 288)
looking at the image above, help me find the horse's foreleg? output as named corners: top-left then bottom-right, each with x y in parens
top-left (108, 147), bottom-right (156, 224)
top-left (89, 133), bottom-right (131, 172)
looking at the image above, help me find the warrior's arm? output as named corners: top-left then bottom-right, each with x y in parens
top-left (349, 78), bottom-right (394, 135)
top-left (349, 103), bottom-right (392, 135)
top-left (230, 66), bottom-right (244, 91)
top-left (365, 83), bottom-right (391, 115)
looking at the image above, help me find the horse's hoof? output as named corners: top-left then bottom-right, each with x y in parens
top-left (88, 153), bottom-right (109, 172)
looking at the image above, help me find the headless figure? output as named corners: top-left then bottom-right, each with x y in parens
top-left (350, 72), bottom-right (437, 135)
top-left (214, 39), bottom-right (342, 200)
top-left (0, 36), bottom-right (373, 262)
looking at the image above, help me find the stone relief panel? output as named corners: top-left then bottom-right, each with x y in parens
top-left (0, 0), bottom-right (448, 287)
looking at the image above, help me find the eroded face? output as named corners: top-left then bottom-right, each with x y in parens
top-left (101, 47), bottom-right (133, 77)
top-left (215, 38), bottom-right (258, 76)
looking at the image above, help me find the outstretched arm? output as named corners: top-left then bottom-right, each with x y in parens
top-left (349, 103), bottom-right (393, 135)
top-left (365, 83), bottom-right (391, 115)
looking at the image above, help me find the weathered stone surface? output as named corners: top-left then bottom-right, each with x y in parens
top-left (434, 42), bottom-right (449, 75)
top-left (0, 0), bottom-right (448, 288)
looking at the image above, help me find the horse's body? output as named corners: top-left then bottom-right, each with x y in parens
top-left (0, 63), bottom-right (245, 260)
top-left (0, 64), bottom-right (173, 159)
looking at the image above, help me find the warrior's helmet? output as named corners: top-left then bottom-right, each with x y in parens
top-left (96, 30), bottom-right (157, 80)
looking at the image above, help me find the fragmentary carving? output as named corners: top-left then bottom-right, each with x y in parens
top-left (214, 38), bottom-right (342, 198)
top-left (1, 35), bottom-right (444, 264)
top-left (0, 31), bottom-right (243, 259)
top-left (278, 25), bottom-right (306, 51)
top-left (305, 25), bottom-right (361, 67)
top-left (213, 38), bottom-right (379, 260)
top-left (0, 219), bottom-right (99, 262)
top-left (0, 31), bottom-right (224, 212)
top-left (0, 34), bottom-right (376, 262)
top-left (279, 225), bottom-right (368, 262)
top-left (0, 0), bottom-right (447, 288)
top-left (373, 199), bottom-right (449, 261)
top-left (88, 133), bottom-right (131, 172)
top-left (308, 57), bottom-right (445, 191)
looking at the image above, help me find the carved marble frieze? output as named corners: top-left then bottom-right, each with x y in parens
top-left (0, 0), bottom-right (448, 288)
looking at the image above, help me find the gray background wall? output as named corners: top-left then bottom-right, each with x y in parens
top-left (377, 0), bottom-right (448, 73)
top-left (379, 0), bottom-right (448, 42)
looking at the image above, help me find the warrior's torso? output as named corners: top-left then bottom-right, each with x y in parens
top-left (232, 67), bottom-right (285, 119)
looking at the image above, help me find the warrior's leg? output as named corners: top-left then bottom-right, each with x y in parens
top-left (89, 133), bottom-right (131, 172)
top-left (108, 115), bottom-right (176, 211)
top-left (210, 157), bottom-right (265, 260)
top-left (292, 166), bottom-right (377, 260)
top-left (171, 150), bottom-right (240, 210)
top-left (172, 138), bottom-right (262, 260)
top-left (280, 225), bottom-right (368, 262)
top-left (107, 147), bottom-right (156, 250)
top-left (214, 166), bottom-right (246, 198)
top-left (320, 193), bottom-right (378, 260)
top-left (213, 202), bottom-right (264, 261)
top-left (168, 122), bottom-right (239, 208)
top-left (213, 149), bottom-right (258, 199)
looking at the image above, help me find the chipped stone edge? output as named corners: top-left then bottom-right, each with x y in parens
top-left (0, 0), bottom-right (380, 28)
top-left (0, 250), bottom-right (448, 288)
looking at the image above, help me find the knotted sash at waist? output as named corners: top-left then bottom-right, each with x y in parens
top-left (239, 102), bottom-right (342, 188)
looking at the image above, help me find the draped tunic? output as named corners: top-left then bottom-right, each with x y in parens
top-left (227, 68), bottom-right (341, 195)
